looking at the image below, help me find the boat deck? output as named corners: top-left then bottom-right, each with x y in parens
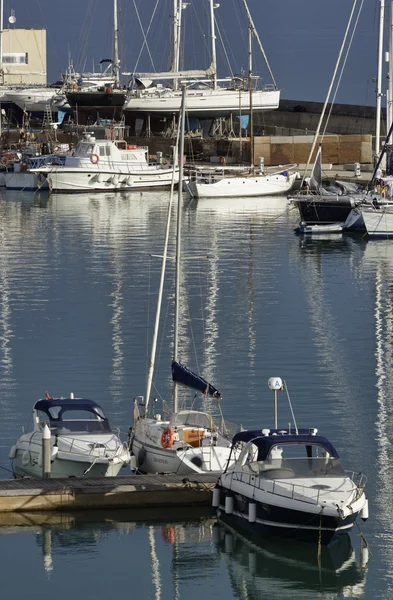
top-left (0, 473), bottom-right (217, 512)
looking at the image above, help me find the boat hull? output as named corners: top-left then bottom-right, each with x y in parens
top-left (66, 90), bottom-right (126, 124)
top-left (4, 171), bottom-right (49, 191)
top-left (362, 207), bottom-right (393, 237)
top-left (35, 166), bottom-right (179, 193)
top-left (187, 172), bottom-right (298, 198)
top-left (124, 89), bottom-right (280, 119)
top-left (215, 487), bottom-right (362, 545)
top-left (290, 195), bottom-right (362, 226)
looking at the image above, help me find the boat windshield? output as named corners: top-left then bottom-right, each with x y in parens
top-left (239, 441), bottom-right (346, 478)
top-left (172, 411), bottom-right (214, 430)
top-left (39, 406), bottom-right (112, 434)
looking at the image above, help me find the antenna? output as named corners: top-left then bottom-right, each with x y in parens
top-left (8, 10), bottom-right (16, 24)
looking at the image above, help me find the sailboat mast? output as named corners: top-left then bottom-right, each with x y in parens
top-left (375, 0), bottom-right (385, 158)
top-left (209, 0), bottom-right (217, 90)
top-left (248, 23), bottom-right (254, 170)
top-left (389, 0), bottom-right (393, 143)
top-left (113, 0), bottom-right (120, 87)
top-left (173, 86), bottom-right (186, 413)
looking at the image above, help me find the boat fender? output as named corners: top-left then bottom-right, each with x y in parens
top-left (51, 446), bottom-right (59, 461)
top-left (360, 498), bottom-right (369, 521)
top-left (90, 153), bottom-right (100, 165)
top-left (225, 494), bottom-right (234, 514)
top-left (22, 450), bottom-right (31, 467)
top-left (219, 156), bottom-right (226, 166)
top-left (138, 446), bottom-right (147, 467)
top-left (212, 486), bottom-right (220, 508)
top-left (8, 445), bottom-right (16, 460)
top-left (248, 501), bottom-right (257, 523)
top-left (161, 427), bottom-right (175, 448)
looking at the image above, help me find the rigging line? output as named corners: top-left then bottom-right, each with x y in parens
top-left (132, 0), bottom-right (159, 73)
top-left (283, 380), bottom-right (298, 434)
top-left (215, 16), bottom-right (235, 78)
top-left (300, 0), bottom-right (359, 186)
top-left (76, 0), bottom-right (96, 71)
top-left (322, 0), bottom-right (365, 140)
top-left (240, 0), bottom-right (277, 88)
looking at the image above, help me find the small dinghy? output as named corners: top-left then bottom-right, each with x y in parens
top-left (213, 378), bottom-right (369, 544)
top-left (10, 393), bottom-right (131, 478)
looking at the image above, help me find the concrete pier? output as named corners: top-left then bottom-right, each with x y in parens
top-left (0, 474), bottom-right (216, 512)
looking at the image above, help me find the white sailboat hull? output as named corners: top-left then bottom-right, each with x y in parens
top-left (362, 207), bottom-right (393, 237)
top-left (6, 88), bottom-right (67, 112)
top-left (187, 171), bottom-right (298, 198)
top-left (124, 88), bottom-right (280, 118)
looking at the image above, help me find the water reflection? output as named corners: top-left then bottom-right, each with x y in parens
top-left (213, 522), bottom-right (367, 599)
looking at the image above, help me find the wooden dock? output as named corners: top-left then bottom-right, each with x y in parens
top-left (0, 474), bottom-right (217, 512)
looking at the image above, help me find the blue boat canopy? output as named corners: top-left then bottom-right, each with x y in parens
top-left (171, 361), bottom-right (221, 398)
top-left (34, 397), bottom-right (105, 414)
top-left (232, 429), bottom-right (339, 460)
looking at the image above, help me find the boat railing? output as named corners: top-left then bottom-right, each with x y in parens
top-left (233, 469), bottom-right (365, 506)
top-left (61, 156), bottom-right (166, 171)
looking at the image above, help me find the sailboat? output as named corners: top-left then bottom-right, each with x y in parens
top-left (122, 0), bottom-right (280, 129)
top-left (129, 87), bottom-right (237, 475)
top-left (186, 21), bottom-right (298, 199)
top-left (64, 0), bottom-right (127, 125)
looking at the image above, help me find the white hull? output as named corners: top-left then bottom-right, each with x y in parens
top-left (363, 207), bottom-right (393, 237)
top-left (124, 88), bottom-right (280, 118)
top-left (187, 171), bottom-right (298, 198)
top-left (5, 171), bottom-right (49, 191)
top-left (40, 166), bottom-right (179, 193)
top-left (131, 415), bottom-right (234, 475)
top-left (6, 88), bottom-right (67, 112)
top-left (12, 431), bottom-right (130, 478)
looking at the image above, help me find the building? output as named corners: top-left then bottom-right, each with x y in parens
top-left (0, 28), bottom-right (47, 85)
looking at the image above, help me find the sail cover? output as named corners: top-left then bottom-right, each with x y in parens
top-left (310, 146), bottom-right (322, 191)
top-left (172, 361), bottom-right (221, 398)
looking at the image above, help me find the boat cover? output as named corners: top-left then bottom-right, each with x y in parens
top-left (34, 398), bottom-right (103, 412)
top-left (232, 429), bottom-right (339, 460)
top-left (171, 361), bottom-right (221, 398)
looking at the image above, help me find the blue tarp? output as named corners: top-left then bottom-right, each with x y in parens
top-left (171, 361), bottom-right (221, 398)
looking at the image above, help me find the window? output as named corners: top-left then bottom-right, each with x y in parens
top-left (3, 52), bottom-right (28, 65)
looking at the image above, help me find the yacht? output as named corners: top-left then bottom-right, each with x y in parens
top-left (213, 378), bottom-right (369, 544)
top-left (9, 393), bottom-right (131, 478)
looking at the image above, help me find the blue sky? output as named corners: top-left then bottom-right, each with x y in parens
top-left (5, 0), bottom-right (383, 107)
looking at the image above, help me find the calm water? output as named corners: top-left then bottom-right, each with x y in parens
top-left (0, 188), bottom-right (391, 599)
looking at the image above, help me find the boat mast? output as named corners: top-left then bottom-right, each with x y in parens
top-left (113, 0), bottom-right (120, 87)
top-left (388, 0), bottom-right (393, 143)
top-left (375, 0), bottom-right (385, 158)
top-left (173, 86), bottom-right (186, 413)
top-left (209, 0), bottom-right (217, 90)
top-left (248, 23), bottom-right (254, 170)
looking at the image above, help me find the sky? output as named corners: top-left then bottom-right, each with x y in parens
top-left (3, 0), bottom-right (384, 107)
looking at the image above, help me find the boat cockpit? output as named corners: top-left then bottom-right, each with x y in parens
top-left (33, 398), bottom-right (112, 435)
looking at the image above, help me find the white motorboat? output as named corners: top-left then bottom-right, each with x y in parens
top-left (187, 167), bottom-right (298, 199)
top-left (213, 378), bottom-right (368, 544)
top-left (31, 131), bottom-right (179, 193)
top-left (10, 393), bottom-right (131, 478)
top-left (361, 204), bottom-right (393, 237)
top-left (130, 88), bottom-right (238, 475)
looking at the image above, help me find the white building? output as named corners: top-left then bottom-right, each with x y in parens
top-left (1, 28), bottom-right (47, 85)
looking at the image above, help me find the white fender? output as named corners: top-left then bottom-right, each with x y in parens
top-left (225, 495), bottom-right (233, 514)
top-left (360, 498), bottom-right (369, 521)
top-left (248, 501), bottom-right (257, 523)
top-left (212, 486), bottom-right (220, 508)
top-left (8, 445), bottom-right (16, 460)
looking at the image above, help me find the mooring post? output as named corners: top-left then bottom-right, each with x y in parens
top-left (42, 423), bottom-right (51, 479)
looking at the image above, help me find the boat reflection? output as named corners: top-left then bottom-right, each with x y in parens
top-left (213, 521), bottom-right (367, 599)
top-left (188, 194), bottom-right (291, 218)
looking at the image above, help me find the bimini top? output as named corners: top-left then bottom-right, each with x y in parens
top-left (34, 397), bottom-right (103, 413)
top-left (232, 429), bottom-right (339, 460)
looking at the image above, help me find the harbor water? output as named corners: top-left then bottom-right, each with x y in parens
top-left (0, 189), bottom-right (391, 599)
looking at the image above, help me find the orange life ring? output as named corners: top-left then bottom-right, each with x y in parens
top-left (90, 153), bottom-right (99, 164)
top-left (219, 156), bottom-right (226, 166)
top-left (161, 427), bottom-right (175, 449)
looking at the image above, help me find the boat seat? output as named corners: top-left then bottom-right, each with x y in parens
top-left (260, 467), bottom-right (295, 479)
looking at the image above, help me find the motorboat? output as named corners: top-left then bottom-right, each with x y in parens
top-left (9, 393), bottom-right (131, 478)
top-left (213, 378), bottom-right (369, 544)
top-left (31, 130), bottom-right (179, 193)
